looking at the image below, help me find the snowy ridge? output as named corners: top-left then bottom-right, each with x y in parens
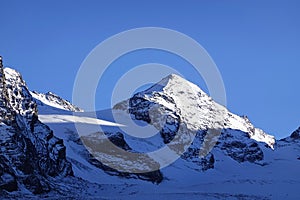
top-left (31, 91), bottom-right (83, 112)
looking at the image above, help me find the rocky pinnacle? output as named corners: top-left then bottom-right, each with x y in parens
top-left (0, 56), bottom-right (14, 124)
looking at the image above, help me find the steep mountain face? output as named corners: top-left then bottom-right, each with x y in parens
top-left (276, 127), bottom-right (300, 161)
top-left (0, 59), bottom-right (14, 124)
top-left (114, 74), bottom-right (275, 171)
top-left (290, 127), bottom-right (300, 140)
top-left (0, 58), bottom-right (72, 194)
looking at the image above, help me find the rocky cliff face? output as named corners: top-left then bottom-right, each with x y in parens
top-left (290, 127), bottom-right (300, 140)
top-left (0, 57), bottom-right (72, 194)
top-left (81, 131), bottom-right (163, 183)
top-left (0, 57), bottom-right (14, 124)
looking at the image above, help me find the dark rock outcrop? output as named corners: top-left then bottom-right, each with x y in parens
top-left (0, 57), bottom-right (72, 194)
top-left (290, 127), bottom-right (300, 140)
top-left (81, 131), bottom-right (163, 184)
top-left (128, 93), bottom-right (181, 144)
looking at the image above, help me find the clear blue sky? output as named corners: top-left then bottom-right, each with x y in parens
top-left (0, 0), bottom-right (299, 139)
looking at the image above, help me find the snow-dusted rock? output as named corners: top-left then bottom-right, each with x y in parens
top-left (0, 64), bottom-right (72, 194)
top-left (114, 74), bottom-right (275, 170)
top-left (31, 91), bottom-right (83, 112)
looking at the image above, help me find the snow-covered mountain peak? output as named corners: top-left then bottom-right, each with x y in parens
top-left (0, 63), bottom-right (14, 124)
top-left (3, 67), bottom-right (37, 120)
top-left (115, 74), bottom-right (275, 148)
top-left (144, 73), bottom-right (206, 96)
top-left (154, 73), bottom-right (188, 87)
top-left (31, 91), bottom-right (83, 112)
top-left (3, 67), bottom-right (23, 81)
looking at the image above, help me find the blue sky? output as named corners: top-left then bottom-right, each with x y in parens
top-left (0, 0), bottom-right (299, 139)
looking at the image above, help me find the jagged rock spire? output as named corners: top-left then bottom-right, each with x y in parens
top-left (0, 56), bottom-right (14, 124)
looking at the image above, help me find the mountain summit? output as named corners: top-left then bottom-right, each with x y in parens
top-left (115, 73), bottom-right (275, 148)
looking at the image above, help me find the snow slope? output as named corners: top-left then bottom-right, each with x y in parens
top-left (36, 105), bottom-right (300, 199)
top-left (33, 74), bottom-right (299, 199)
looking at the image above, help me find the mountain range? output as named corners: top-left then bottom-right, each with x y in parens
top-left (0, 57), bottom-right (299, 199)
